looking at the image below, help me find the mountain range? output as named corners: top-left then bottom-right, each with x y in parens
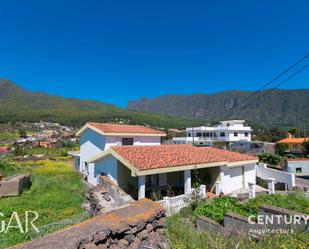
top-left (0, 79), bottom-right (200, 129)
top-left (127, 89), bottom-right (309, 128)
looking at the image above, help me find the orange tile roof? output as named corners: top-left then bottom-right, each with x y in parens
top-left (111, 144), bottom-right (257, 171)
top-left (287, 158), bottom-right (309, 161)
top-left (277, 137), bottom-right (307, 144)
top-left (88, 122), bottom-right (166, 135)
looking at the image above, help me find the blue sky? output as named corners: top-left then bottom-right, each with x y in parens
top-left (0, 0), bottom-right (308, 107)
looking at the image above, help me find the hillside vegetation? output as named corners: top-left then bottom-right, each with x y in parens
top-left (0, 79), bottom-right (201, 129)
top-left (128, 89), bottom-right (309, 128)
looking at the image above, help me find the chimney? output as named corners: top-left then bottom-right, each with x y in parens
top-left (287, 133), bottom-right (293, 138)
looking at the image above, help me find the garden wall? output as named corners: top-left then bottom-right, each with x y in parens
top-left (0, 174), bottom-right (30, 197)
top-left (11, 199), bottom-right (169, 249)
top-left (256, 163), bottom-right (295, 190)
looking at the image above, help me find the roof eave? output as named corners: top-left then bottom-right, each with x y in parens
top-left (76, 123), bottom-right (166, 137)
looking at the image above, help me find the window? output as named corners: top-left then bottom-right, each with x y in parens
top-left (196, 132), bottom-right (202, 137)
top-left (234, 132), bottom-right (238, 137)
top-left (296, 168), bottom-right (302, 173)
top-left (187, 132), bottom-right (191, 137)
top-left (85, 162), bottom-right (89, 175)
top-left (202, 132), bottom-right (206, 137)
top-left (220, 132), bottom-right (225, 137)
top-left (245, 132), bottom-right (249, 137)
top-left (122, 138), bottom-right (134, 145)
top-left (205, 132), bottom-right (209, 137)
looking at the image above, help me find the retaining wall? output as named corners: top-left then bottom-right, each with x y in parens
top-left (197, 204), bottom-right (308, 237)
top-left (11, 199), bottom-right (168, 249)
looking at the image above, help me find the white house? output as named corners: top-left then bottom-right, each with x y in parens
top-left (87, 144), bottom-right (257, 200)
top-left (72, 122), bottom-right (257, 201)
top-left (75, 122), bottom-right (166, 184)
top-left (173, 120), bottom-right (252, 147)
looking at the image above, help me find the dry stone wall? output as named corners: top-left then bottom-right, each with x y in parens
top-left (11, 199), bottom-right (169, 249)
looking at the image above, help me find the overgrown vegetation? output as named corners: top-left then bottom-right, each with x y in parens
top-left (275, 143), bottom-right (289, 156)
top-left (258, 153), bottom-right (282, 166)
top-left (193, 193), bottom-right (309, 223)
top-left (0, 159), bottom-right (88, 248)
top-left (166, 193), bottom-right (309, 248)
top-left (166, 210), bottom-right (309, 249)
top-left (302, 140), bottom-right (309, 157)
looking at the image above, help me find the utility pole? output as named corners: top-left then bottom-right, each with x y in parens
top-left (192, 127), bottom-right (195, 146)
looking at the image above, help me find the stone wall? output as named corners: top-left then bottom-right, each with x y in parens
top-left (197, 204), bottom-right (308, 236)
top-left (0, 174), bottom-right (30, 197)
top-left (11, 199), bottom-right (169, 249)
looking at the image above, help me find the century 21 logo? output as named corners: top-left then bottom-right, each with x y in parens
top-left (0, 211), bottom-right (39, 234)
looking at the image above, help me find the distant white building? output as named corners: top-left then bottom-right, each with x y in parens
top-left (173, 120), bottom-right (252, 146)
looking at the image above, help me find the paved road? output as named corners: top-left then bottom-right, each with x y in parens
top-left (295, 176), bottom-right (309, 190)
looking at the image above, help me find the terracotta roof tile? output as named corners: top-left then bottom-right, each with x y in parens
top-left (112, 144), bottom-right (257, 171)
top-left (287, 158), bottom-right (309, 161)
top-left (277, 138), bottom-right (307, 144)
top-left (88, 122), bottom-right (166, 135)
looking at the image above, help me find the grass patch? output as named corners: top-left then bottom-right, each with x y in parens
top-left (194, 193), bottom-right (309, 223)
top-left (0, 159), bottom-right (88, 248)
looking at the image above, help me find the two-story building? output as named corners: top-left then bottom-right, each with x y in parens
top-left (172, 120), bottom-right (252, 149)
top-left (75, 122), bottom-right (166, 184)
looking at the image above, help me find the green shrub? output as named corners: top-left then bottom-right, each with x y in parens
top-left (258, 152), bottom-right (282, 165)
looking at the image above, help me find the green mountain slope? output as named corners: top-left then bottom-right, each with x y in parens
top-left (127, 89), bottom-right (309, 127)
top-left (0, 79), bottom-right (200, 128)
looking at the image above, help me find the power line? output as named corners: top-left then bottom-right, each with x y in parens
top-left (237, 63), bottom-right (309, 112)
top-left (227, 53), bottom-right (309, 116)
top-left (239, 53), bottom-right (309, 104)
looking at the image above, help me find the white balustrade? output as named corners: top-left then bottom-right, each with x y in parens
top-left (157, 185), bottom-right (206, 215)
top-left (248, 182), bottom-right (256, 198)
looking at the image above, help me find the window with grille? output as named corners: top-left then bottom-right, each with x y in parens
top-left (122, 138), bottom-right (134, 145)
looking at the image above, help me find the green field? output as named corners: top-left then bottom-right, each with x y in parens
top-left (0, 159), bottom-right (88, 248)
top-left (0, 131), bottom-right (19, 141)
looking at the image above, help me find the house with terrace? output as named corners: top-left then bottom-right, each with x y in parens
top-left (74, 122), bottom-right (258, 200)
top-left (88, 144), bottom-right (257, 200)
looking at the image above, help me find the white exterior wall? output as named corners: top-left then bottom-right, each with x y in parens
top-left (176, 120), bottom-right (252, 144)
top-left (219, 166), bottom-right (230, 194)
top-left (243, 163), bottom-right (256, 187)
top-left (104, 136), bottom-right (160, 150)
top-left (257, 163), bottom-right (295, 190)
top-left (227, 131), bottom-right (251, 142)
top-left (89, 155), bottom-right (118, 185)
top-left (286, 160), bottom-right (309, 173)
top-left (80, 129), bottom-right (106, 172)
top-left (219, 163), bottom-right (256, 194)
top-left (79, 128), bottom-right (161, 185)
